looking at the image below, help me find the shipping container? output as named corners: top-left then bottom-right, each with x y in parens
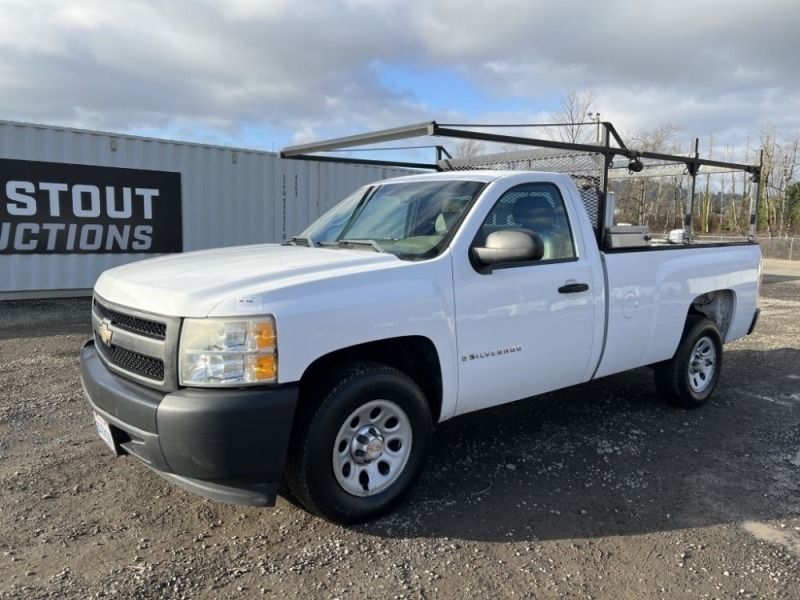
top-left (0, 120), bottom-right (412, 298)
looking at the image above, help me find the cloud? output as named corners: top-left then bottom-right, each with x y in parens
top-left (0, 0), bottom-right (798, 154)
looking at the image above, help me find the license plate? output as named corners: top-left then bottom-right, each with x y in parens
top-left (94, 412), bottom-right (117, 453)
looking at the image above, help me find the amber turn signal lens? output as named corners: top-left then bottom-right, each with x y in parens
top-left (246, 354), bottom-right (277, 381)
top-left (251, 320), bottom-right (276, 349)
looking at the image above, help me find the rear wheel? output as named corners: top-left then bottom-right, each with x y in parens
top-left (286, 363), bottom-right (432, 524)
top-left (654, 316), bottom-right (723, 409)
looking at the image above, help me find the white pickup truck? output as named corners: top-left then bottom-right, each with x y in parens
top-left (81, 169), bottom-right (761, 524)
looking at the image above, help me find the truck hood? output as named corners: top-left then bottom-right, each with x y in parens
top-left (94, 244), bottom-right (400, 317)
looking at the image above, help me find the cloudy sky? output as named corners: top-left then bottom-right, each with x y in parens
top-left (2, 0), bottom-right (799, 157)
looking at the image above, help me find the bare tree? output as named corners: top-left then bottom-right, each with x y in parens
top-left (741, 137), bottom-right (757, 235)
top-left (550, 88), bottom-right (598, 144)
top-left (760, 124), bottom-right (799, 237)
top-left (698, 135), bottom-right (715, 234)
top-left (719, 145), bottom-right (741, 234)
top-left (718, 143), bottom-right (759, 236)
top-left (613, 124), bottom-right (683, 228)
top-left (786, 181), bottom-right (800, 235)
top-left (453, 139), bottom-right (486, 158)
top-left (627, 123), bottom-right (683, 152)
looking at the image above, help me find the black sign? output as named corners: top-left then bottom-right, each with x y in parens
top-left (0, 158), bottom-right (182, 254)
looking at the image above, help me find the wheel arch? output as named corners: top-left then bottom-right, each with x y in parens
top-left (298, 336), bottom-right (444, 424)
top-left (686, 289), bottom-right (736, 340)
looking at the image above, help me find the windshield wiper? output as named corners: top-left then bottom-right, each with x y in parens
top-left (283, 235), bottom-right (317, 248)
top-left (324, 239), bottom-right (386, 253)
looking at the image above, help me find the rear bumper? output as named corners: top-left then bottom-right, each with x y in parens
top-left (80, 339), bottom-right (298, 507)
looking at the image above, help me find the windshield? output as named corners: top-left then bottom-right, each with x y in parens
top-left (294, 179), bottom-right (486, 259)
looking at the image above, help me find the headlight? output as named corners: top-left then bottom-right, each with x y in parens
top-left (179, 317), bottom-right (277, 386)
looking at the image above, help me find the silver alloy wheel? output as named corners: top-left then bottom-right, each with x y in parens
top-left (688, 336), bottom-right (717, 393)
top-left (332, 399), bottom-right (413, 497)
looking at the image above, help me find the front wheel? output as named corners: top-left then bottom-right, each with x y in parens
top-left (654, 316), bottom-right (723, 409)
top-left (285, 363), bottom-right (432, 524)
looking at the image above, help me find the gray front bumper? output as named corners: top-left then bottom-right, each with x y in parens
top-left (80, 339), bottom-right (298, 507)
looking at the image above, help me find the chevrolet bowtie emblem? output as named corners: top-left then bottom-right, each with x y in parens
top-left (99, 319), bottom-right (113, 346)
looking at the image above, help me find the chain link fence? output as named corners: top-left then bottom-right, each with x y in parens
top-left (755, 237), bottom-right (798, 261)
top-left (694, 236), bottom-right (799, 261)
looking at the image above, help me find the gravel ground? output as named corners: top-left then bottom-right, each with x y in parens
top-left (0, 260), bottom-right (798, 599)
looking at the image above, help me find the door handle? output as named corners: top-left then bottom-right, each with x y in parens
top-left (558, 282), bottom-right (589, 294)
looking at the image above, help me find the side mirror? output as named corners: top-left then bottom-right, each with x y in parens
top-left (473, 229), bottom-right (544, 265)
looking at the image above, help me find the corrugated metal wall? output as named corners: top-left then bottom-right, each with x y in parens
top-left (0, 120), bottom-right (412, 296)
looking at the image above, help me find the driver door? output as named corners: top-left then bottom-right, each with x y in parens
top-left (453, 182), bottom-right (597, 415)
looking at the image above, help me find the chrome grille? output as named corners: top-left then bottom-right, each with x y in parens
top-left (91, 295), bottom-right (180, 392)
top-left (95, 332), bottom-right (165, 381)
top-left (94, 299), bottom-right (167, 339)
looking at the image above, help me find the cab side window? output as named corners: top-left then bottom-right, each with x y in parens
top-left (479, 183), bottom-right (576, 261)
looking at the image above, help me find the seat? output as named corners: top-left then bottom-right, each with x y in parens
top-left (435, 200), bottom-right (466, 235)
top-left (435, 211), bottom-right (459, 234)
top-left (512, 196), bottom-right (557, 259)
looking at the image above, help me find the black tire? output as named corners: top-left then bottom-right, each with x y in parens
top-left (654, 316), bottom-right (723, 409)
top-left (285, 363), bottom-right (432, 524)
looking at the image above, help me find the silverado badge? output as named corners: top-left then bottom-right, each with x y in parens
top-left (98, 319), bottom-right (113, 346)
